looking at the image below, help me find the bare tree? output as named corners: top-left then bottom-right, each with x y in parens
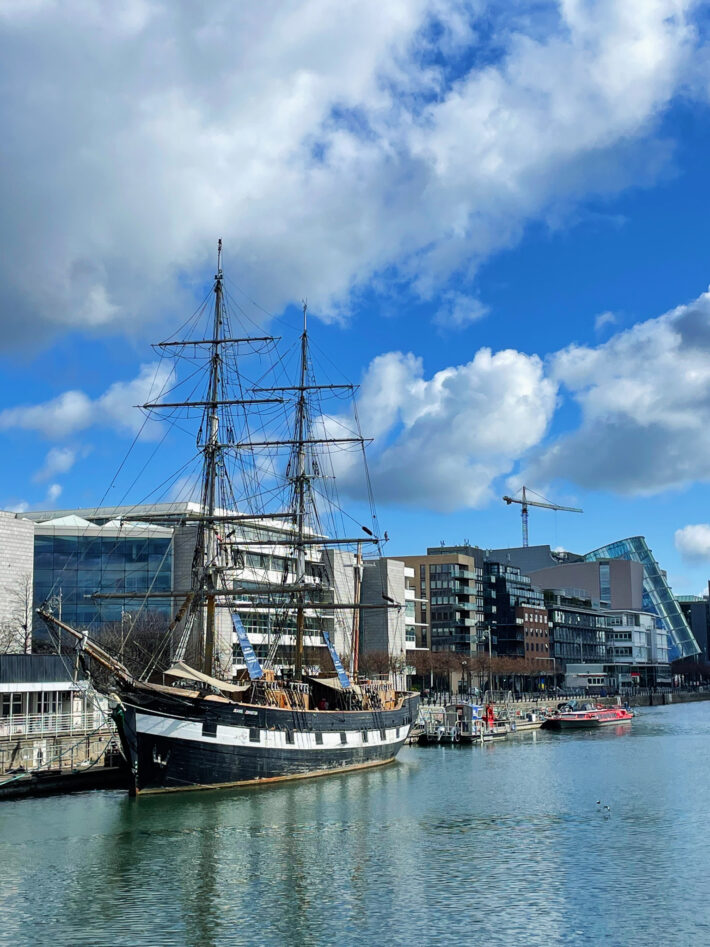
top-left (0, 571), bottom-right (33, 654)
top-left (97, 611), bottom-right (171, 680)
top-left (359, 649), bottom-right (391, 677)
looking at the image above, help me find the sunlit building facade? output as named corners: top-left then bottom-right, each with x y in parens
top-left (31, 514), bottom-right (173, 634)
top-left (584, 537), bottom-right (699, 661)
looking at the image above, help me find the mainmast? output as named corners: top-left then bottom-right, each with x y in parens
top-left (202, 239), bottom-right (224, 675)
top-left (294, 302), bottom-right (308, 681)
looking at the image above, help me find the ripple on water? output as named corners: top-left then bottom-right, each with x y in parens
top-left (0, 702), bottom-right (709, 946)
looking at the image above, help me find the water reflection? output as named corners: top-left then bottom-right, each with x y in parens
top-left (1, 704), bottom-right (709, 945)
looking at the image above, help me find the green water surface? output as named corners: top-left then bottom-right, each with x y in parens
top-left (1, 702), bottom-right (708, 946)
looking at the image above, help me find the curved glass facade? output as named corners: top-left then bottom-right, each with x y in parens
top-left (584, 537), bottom-right (699, 661)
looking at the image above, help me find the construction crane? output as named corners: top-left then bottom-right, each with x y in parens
top-left (502, 486), bottom-right (583, 547)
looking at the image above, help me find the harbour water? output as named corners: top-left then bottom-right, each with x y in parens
top-left (1, 702), bottom-right (709, 947)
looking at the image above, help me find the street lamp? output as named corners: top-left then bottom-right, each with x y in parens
top-left (461, 659), bottom-right (468, 698)
top-left (476, 621), bottom-right (493, 697)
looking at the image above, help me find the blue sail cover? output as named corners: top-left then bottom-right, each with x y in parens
top-left (321, 629), bottom-right (351, 688)
top-left (231, 613), bottom-right (264, 680)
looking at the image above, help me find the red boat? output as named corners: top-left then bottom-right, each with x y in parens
top-left (542, 704), bottom-right (634, 730)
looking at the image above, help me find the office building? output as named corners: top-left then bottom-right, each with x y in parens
top-left (603, 609), bottom-right (671, 689)
top-left (24, 504), bottom-right (357, 678)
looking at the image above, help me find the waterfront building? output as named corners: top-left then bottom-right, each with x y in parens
top-left (0, 511), bottom-right (35, 653)
top-left (485, 544), bottom-right (583, 574)
top-left (584, 537), bottom-right (699, 660)
top-left (359, 560), bottom-right (423, 685)
top-left (394, 545), bottom-right (484, 655)
top-left (0, 654), bottom-right (111, 774)
top-left (24, 504), bottom-right (342, 676)
top-left (529, 558), bottom-right (643, 611)
top-left (546, 589), bottom-right (608, 690)
top-left (402, 565), bottom-right (427, 652)
top-left (544, 588), bottom-right (670, 691)
top-left (677, 588), bottom-right (710, 665)
top-left (23, 504), bottom-right (404, 680)
top-left (483, 560), bottom-right (550, 668)
top-left (491, 538), bottom-right (698, 665)
top-left (30, 513), bottom-right (173, 636)
top-left (602, 609), bottom-right (671, 689)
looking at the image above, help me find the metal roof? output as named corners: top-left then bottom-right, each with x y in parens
top-left (0, 654), bottom-right (85, 685)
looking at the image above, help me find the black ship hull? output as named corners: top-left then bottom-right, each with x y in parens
top-left (113, 689), bottom-right (419, 794)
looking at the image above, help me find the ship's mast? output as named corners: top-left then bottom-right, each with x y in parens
top-left (203, 239), bottom-right (224, 675)
top-left (294, 302), bottom-right (308, 681)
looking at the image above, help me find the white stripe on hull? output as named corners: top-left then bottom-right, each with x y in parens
top-left (136, 711), bottom-right (410, 751)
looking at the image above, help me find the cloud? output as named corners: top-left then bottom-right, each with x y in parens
top-left (594, 311), bottom-right (617, 332)
top-left (33, 446), bottom-right (77, 481)
top-left (0, 363), bottom-right (173, 439)
top-left (523, 288), bottom-right (710, 494)
top-left (5, 500), bottom-right (30, 514)
top-left (434, 291), bottom-right (489, 329)
top-left (46, 483), bottom-right (62, 504)
top-left (330, 346), bottom-right (557, 511)
top-left (3, 482), bottom-right (63, 515)
top-left (0, 1), bottom-right (701, 343)
top-left (675, 524), bottom-right (710, 562)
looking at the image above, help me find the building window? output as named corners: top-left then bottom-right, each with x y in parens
top-left (1, 694), bottom-right (22, 717)
top-left (599, 563), bottom-right (611, 603)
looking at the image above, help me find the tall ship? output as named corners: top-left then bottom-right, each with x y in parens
top-left (39, 242), bottom-right (418, 794)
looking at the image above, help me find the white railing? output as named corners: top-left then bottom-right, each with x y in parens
top-left (0, 710), bottom-right (110, 739)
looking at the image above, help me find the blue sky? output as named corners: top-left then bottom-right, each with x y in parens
top-left (2, 1), bottom-right (710, 596)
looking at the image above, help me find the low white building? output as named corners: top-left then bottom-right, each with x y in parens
top-left (0, 654), bottom-right (111, 774)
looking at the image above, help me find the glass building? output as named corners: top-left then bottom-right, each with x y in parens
top-left (585, 537), bottom-right (699, 661)
top-left (32, 515), bottom-right (173, 635)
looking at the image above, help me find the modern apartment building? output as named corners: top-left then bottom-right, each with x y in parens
top-left (394, 545), bottom-right (484, 655)
top-left (546, 589), bottom-right (608, 690)
top-left (483, 560), bottom-right (549, 667)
